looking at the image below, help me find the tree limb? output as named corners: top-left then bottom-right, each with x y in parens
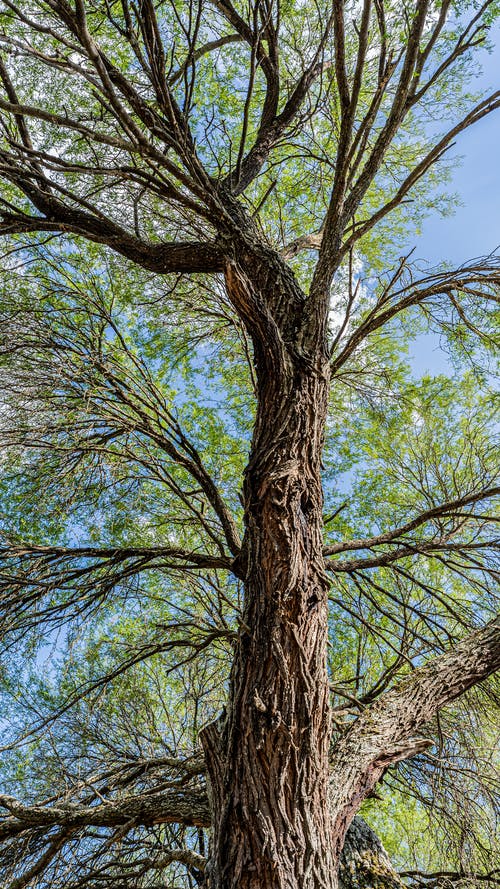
top-left (326, 538), bottom-right (499, 573)
top-left (0, 785), bottom-right (211, 837)
top-left (323, 488), bottom-right (500, 556)
top-left (0, 209), bottom-right (224, 273)
top-left (328, 616), bottom-right (500, 847)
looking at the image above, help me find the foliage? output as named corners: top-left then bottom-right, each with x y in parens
top-left (0, 0), bottom-right (498, 886)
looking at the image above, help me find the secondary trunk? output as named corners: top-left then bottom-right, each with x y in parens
top-left (202, 324), bottom-right (335, 888)
top-left (339, 818), bottom-right (405, 889)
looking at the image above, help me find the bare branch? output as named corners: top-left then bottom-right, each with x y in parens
top-left (326, 538), bottom-right (499, 573)
top-left (0, 784), bottom-right (211, 836)
top-left (331, 259), bottom-right (500, 375)
top-left (324, 487), bottom-right (500, 556)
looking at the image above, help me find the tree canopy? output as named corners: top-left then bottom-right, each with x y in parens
top-left (0, 0), bottom-right (498, 887)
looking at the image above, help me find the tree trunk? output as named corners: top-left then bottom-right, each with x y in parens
top-left (202, 262), bottom-right (335, 888)
top-left (197, 248), bottom-right (500, 888)
top-left (339, 818), bottom-right (405, 889)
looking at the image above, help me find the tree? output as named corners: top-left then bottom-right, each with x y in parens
top-left (0, 0), bottom-right (498, 887)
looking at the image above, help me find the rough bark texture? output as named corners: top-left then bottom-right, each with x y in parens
top-left (339, 818), bottom-right (405, 889)
top-left (201, 257), bottom-right (335, 888)
top-left (1, 3), bottom-right (500, 887)
top-left (199, 242), bottom-right (500, 889)
top-left (0, 787), bottom-right (211, 838)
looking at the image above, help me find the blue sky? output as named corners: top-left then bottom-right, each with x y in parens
top-left (415, 29), bottom-right (500, 265)
top-left (405, 30), bottom-right (499, 373)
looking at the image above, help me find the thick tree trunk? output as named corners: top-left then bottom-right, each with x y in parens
top-left (198, 248), bottom-right (500, 889)
top-left (202, 266), bottom-right (335, 888)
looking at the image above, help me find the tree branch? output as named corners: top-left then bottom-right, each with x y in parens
top-left (221, 0), bottom-right (333, 194)
top-left (323, 488), bottom-right (500, 556)
top-left (0, 785), bottom-right (211, 837)
top-left (330, 259), bottom-right (500, 376)
top-left (328, 616), bottom-right (500, 846)
top-left (326, 538), bottom-right (499, 573)
top-left (0, 209), bottom-right (224, 274)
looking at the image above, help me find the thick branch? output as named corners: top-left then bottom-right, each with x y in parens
top-left (0, 543), bottom-right (232, 569)
top-left (0, 210), bottom-right (224, 274)
top-left (328, 617), bottom-right (500, 846)
top-left (0, 785), bottom-right (211, 838)
top-left (0, 784), bottom-right (403, 889)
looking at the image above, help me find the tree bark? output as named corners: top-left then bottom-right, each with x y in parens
top-left (202, 260), bottom-right (335, 888)
top-left (327, 616), bottom-right (500, 861)
top-left (196, 225), bottom-right (500, 886)
top-left (339, 818), bottom-right (405, 889)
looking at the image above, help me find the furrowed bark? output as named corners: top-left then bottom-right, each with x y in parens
top-left (0, 2), bottom-right (498, 888)
top-left (201, 255), bottom-right (335, 888)
top-left (0, 777), bottom-right (406, 889)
